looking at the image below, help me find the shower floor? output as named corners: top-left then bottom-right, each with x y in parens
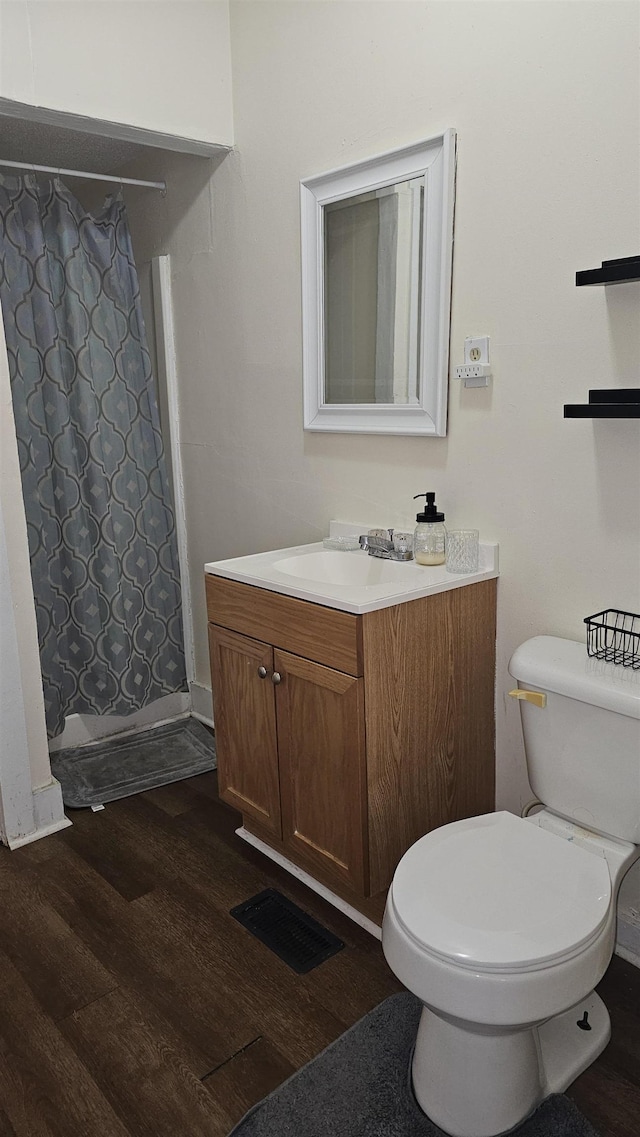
top-left (50, 717), bottom-right (216, 809)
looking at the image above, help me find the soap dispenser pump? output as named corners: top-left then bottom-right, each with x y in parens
top-left (413, 492), bottom-right (446, 565)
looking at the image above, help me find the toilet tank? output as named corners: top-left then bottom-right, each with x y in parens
top-left (509, 636), bottom-right (640, 843)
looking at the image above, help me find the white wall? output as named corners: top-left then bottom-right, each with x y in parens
top-left (126, 0), bottom-right (640, 817)
top-left (0, 317), bottom-right (51, 791)
top-left (0, 0), bottom-right (234, 146)
top-left (0, 496), bottom-right (40, 843)
top-left (0, 317), bottom-right (69, 845)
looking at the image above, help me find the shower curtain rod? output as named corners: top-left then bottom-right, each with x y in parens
top-left (0, 158), bottom-right (165, 191)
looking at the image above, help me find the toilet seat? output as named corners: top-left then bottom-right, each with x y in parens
top-left (390, 811), bottom-right (611, 973)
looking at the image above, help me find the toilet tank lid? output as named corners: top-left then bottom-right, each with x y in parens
top-left (508, 636), bottom-right (640, 720)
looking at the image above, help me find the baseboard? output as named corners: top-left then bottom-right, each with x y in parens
top-left (236, 826), bottom-right (382, 941)
top-left (7, 778), bottom-right (71, 849)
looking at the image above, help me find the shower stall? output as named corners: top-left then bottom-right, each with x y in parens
top-left (0, 158), bottom-right (210, 813)
top-left (47, 253), bottom-right (200, 757)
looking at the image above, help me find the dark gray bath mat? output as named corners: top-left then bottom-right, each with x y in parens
top-left (51, 717), bottom-right (216, 808)
top-left (230, 992), bottom-right (600, 1137)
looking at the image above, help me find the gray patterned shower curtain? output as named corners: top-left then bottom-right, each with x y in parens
top-left (0, 174), bottom-right (187, 737)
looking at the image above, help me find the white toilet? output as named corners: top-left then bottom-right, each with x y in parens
top-left (382, 635), bottom-right (640, 1137)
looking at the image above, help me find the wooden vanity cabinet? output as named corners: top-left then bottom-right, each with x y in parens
top-left (206, 573), bottom-right (497, 913)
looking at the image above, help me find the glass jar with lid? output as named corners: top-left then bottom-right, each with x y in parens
top-left (413, 492), bottom-right (446, 565)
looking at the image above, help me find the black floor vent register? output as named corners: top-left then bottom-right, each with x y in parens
top-left (231, 889), bottom-right (344, 973)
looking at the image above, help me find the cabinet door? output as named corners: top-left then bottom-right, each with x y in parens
top-left (275, 650), bottom-right (368, 894)
top-left (208, 626), bottom-right (282, 838)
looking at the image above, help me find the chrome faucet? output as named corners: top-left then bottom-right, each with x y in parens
top-left (359, 529), bottom-right (413, 561)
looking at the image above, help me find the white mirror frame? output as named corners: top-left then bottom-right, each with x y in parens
top-left (301, 130), bottom-right (456, 436)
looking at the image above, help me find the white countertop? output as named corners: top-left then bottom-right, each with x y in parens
top-left (205, 540), bottom-right (499, 615)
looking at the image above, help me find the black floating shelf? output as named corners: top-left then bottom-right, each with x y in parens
top-left (564, 389), bottom-right (640, 418)
top-left (576, 255), bottom-right (640, 287)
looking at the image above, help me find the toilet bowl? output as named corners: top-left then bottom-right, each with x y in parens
top-left (381, 636), bottom-right (640, 1137)
top-left (383, 810), bottom-right (635, 1137)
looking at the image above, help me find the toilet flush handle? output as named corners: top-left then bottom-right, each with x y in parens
top-left (508, 689), bottom-right (547, 709)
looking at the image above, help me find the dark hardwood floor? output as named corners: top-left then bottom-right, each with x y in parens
top-left (0, 770), bottom-right (638, 1136)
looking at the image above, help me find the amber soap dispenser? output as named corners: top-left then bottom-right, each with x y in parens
top-left (413, 492), bottom-right (446, 565)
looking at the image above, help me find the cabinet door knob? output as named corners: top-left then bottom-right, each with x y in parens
top-left (271, 671), bottom-right (282, 685)
top-left (257, 666), bottom-right (268, 679)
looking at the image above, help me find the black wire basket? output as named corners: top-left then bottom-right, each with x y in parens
top-left (584, 609), bottom-right (640, 669)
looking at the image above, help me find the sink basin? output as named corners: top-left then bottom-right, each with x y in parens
top-left (272, 550), bottom-right (412, 587)
top-left (205, 538), bottom-right (498, 615)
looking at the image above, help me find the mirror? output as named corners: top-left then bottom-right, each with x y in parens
top-left (301, 131), bottom-right (456, 435)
